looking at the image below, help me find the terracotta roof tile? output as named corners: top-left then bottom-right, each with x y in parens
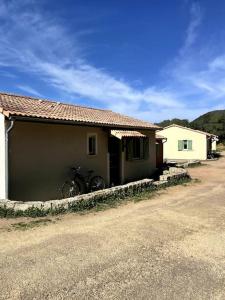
top-left (156, 134), bottom-right (166, 139)
top-left (111, 130), bottom-right (146, 139)
top-left (0, 92), bottom-right (159, 130)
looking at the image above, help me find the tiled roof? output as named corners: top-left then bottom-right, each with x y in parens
top-left (0, 92), bottom-right (159, 130)
top-left (156, 134), bottom-right (166, 140)
top-left (111, 130), bottom-right (146, 139)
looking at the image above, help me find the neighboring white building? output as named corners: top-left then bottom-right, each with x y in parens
top-left (157, 124), bottom-right (218, 161)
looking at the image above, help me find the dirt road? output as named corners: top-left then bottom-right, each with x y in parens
top-left (1, 155), bottom-right (225, 299)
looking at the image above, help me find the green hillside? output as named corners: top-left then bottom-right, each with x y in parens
top-left (191, 110), bottom-right (225, 141)
top-left (156, 110), bottom-right (225, 142)
top-left (156, 118), bottom-right (190, 128)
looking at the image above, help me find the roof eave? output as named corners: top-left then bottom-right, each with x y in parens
top-left (159, 124), bottom-right (214, 136)
top-left (7, 114), bottom-right (159, 131)
top-left (0, 107), bottom-right (10, 117)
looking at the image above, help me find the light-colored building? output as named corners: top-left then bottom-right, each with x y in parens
top-left (157, 124), bottom-right (218, 161)
top-left (0, 92), bottom-right (160, 201)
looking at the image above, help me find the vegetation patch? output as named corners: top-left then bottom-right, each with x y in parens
top-left (11, 218), bottom-right (53, 231)
top-left (187, 163), bottom-right (208, 168)
top-left (192, 178), bottom-right (201, 184)
top-left (217, 143), bottom-right (225, 152)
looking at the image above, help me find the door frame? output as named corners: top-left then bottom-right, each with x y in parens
top-left (108, 136), bottom-right (122, 186)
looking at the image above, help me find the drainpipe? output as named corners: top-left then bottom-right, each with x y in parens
top-left (5, 117), bottom-right (14, 199)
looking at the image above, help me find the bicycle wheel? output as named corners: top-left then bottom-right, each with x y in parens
top-left (90, 176), bottom-right (105, 191)
top-left (61, 180), bottom-right (81, 198)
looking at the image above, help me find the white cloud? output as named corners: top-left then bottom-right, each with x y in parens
top-left (0, 0), bottom-right (182, 121)
top-left (181, 2), bottom-right (202, 54)
top-left (209, 55), bottom-right (225, 70)
top-left (167, 2), bottom-right (225, 109)
top-left (35, 62), bottom-right (181, 108)
top-left (16, 85), bottom-right (42, 97)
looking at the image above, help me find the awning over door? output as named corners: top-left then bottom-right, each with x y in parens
top-left (111, 130), bottom-right (146, 140)
top-left (156, 134), bottom-right (167, 144)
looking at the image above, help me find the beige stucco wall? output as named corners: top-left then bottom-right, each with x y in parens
top-left (0, 114), bottom-right (6, 199)
top-left (158, 126), bottom-right (207, 160)
top-left (123, 130), bottom-right (156, 182)
top-left (9, 121), bottom-right (109, 201)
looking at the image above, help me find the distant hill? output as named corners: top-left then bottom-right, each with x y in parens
top-left (156, 118), bottom-right (190, 128)
top-left (156, 110), bottom-right (225, 142)
top-left (191, 110), bottom-right (225, 141)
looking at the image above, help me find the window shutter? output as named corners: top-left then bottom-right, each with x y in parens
top-left (144, 138), bottom-right (149, 160)
top-left (126, 139), bottom-right (133, 160)
top-left (139, 138), bottom-right (144, 159)
top-left (188, 140), bottom-right (192, 150)
top-left (178, 140), bottom-right (183, 151)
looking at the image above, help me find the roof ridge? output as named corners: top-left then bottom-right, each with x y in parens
top-left (163, 123), bottom-right (213, 136)
top-left (0, 91), bottom-right (112, 113)
top-left (113, 110), bottom-right (152, 124)
top-left (0, 91), bottom-right (159, 130)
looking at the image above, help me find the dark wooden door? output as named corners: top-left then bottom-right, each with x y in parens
top-left (156, 142), bottom-right (163, 168)
top-left (108, 137), bottom-right (121, 186)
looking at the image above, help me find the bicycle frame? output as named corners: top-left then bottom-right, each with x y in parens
top-left (71, 169), bottom-right (93, 192)
top-left (62, 166), bottom-right (105, 198)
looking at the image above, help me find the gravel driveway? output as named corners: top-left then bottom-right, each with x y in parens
top-left (0, 154), bottom-right (225, 300)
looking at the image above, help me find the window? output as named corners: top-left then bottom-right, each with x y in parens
top-left (178, 140), bottom-right (192, 151)
top-left (183, 140), bottom-right (188, 150)
top-left (126, 138), bottom-right (149, 160)
top-left (87, 134), bottom-right (97, 155)
top-left (133, 138), bottom-right (141, 159)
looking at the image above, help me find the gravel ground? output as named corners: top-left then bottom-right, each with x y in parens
top-left (0, 154), bottom-right (225, 300)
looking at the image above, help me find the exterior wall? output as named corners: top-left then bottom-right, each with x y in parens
top-left (123, 130), bottom-right (156, 182)
top-left (212, 140), bottom-right (217, 151)
top-left (9, 121), bottom-right (109, 201)
top-left (0, 114), bottom-right (6, 199)
top-left (158, 126), bottom-right (207, 161)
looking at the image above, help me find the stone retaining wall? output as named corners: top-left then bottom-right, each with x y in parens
top-left (159, 167), bottom-right (188, 182)
top-left (0, 179), bottom-right (154, 212)
top-left (0, 167), bottom-right (189, 214)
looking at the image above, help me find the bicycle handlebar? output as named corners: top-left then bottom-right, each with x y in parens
top-left (71, 166), bottom-right (81, 172)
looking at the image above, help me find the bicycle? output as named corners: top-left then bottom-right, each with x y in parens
top-left (61, 166), bottom-right (105, 198)
top-left (207, 151), bottom-right (215, 159)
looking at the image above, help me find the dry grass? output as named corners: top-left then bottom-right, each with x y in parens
top-left (217, 143), bottom-right (225, 152)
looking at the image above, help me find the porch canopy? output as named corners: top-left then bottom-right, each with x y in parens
top-left (156, 134), bottom-right (167, 144)
top-left (111, 130), bottom-right (146, 140)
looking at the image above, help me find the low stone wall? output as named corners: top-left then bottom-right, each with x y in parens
top-left (176, 161), bottom-right (201, 168)
top-left (167, 160), bottom-right (201, 168)
top-left (0, 179), bottom-right (154, 212)
top-left (0, 167), bottom-right (190, 216)
top-left (159, 167), bottom-right (188, 181)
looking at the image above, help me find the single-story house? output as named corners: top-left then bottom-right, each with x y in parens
top-left (157, 124), bottom-right (218, 161)
top-left (0, 92), bottom-right (160, 201)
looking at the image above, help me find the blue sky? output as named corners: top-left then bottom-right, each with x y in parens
top-left (0, 0), bottom-right (225, 122)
